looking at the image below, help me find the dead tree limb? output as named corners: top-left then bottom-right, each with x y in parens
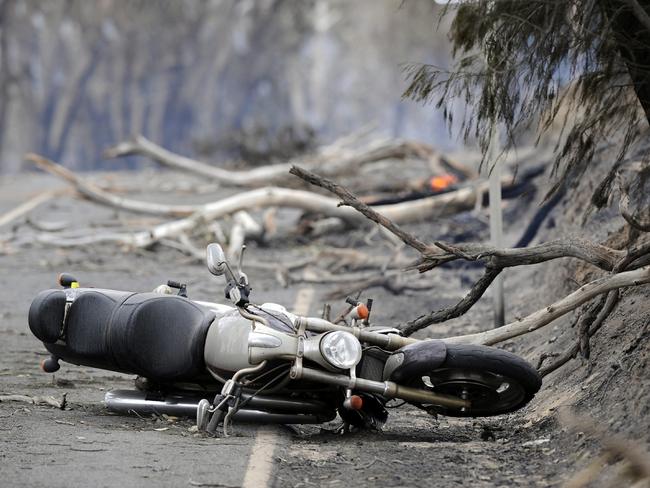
top-left (443, 265), bottom-right (650, 346)
top-left (403, 237), bottom-right (646, 337)
top-left (538, 290), bottom-right (620, 377)
top-left (290, 165), bottom-right (429, 253)
top-left (27, 155), bottom-right (498, 250)
top-left (289, 164), bottom-right (650, 339)
top-left (104, 134), bottom-right (299, 187)
top-left (417, 238), bottom-right (626, 273)
top-left (103, 134), bottom-right (443, 187)
top-left (26, 153), bottom-right (198, 217)
top-left (27, 153), bottom-right (478, 224)
top-left (227, 211), bottom-right (264, 263)
top-left (538, 240), bottom-right (650, 375)
top-left (400, 267), bottom-right (502, 336)
top-left (0, 189), bottom-right (67, 228)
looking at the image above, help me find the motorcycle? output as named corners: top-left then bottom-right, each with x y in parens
top-left (28, 243), bottom-right (542, 435)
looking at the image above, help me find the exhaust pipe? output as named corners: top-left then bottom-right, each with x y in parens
top-left (104, 390), bottom-right (335, 424)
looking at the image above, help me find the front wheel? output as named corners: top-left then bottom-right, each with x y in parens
top-left (403, 343), bottom-right (542, 417)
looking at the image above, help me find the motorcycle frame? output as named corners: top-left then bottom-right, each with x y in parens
top-left (239, 310), bottom-right (470, 411)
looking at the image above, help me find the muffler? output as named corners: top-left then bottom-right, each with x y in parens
top-left (104, 390), bottom-right (335, 424)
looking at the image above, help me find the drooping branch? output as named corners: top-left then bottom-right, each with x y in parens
top-left (290, 165), bottom-right (430, 253)
top-left (443, 265), bottom-right (650, 346)
top-left (399, 267), bottom-right (501, 337)
top-left (400, 236), bottom-right (634, 336)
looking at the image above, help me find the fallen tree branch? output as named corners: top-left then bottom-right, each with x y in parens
top-left (227, 211), bottom-right (264, 263)
top-left (0, 189), bottom-right (68, 228)
top-left (443, 265), bottom-right (650, 346)
top-left (28, 154), bottom-right (486, 225)
top-left (402, 238), bottom-right (644, 336)
top-left (103, 134), bottom-right (441, 187)
top-left (290, 165), bottom-right (430, 253)
top-left (26, 153), bottom-right (200, 217)
top-left (417, 238), bottom-right (626, 273)
top-left (538, 240), bottom-right (650, 375)
top-left (288, 164), bottom-right (650, 338)
top-left (26, 156), bottom-right (504, 249)
top-left (400, 267), bottom-right (501, 336)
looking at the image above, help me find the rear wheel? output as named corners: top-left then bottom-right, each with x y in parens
top-left (404, 344), bottom-right (541, 417)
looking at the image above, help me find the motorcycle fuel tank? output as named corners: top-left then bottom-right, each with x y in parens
top-left (203, 309), bottom-right (255, 373)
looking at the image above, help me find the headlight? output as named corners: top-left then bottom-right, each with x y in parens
top-left (319, 331), bottom-right (362, 370)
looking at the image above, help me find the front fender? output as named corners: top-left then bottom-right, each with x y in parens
top-left (382, 339), bottom-right (447, 383)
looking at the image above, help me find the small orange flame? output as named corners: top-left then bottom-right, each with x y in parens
top-left (429, 174), bottom-right (458, 192)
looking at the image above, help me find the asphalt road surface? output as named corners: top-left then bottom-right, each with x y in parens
top-left (0, 171), bottom-right (565, 487)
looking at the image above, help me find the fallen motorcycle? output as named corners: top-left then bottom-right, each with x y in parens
top-left (28, 243), bottom-right (542, 435)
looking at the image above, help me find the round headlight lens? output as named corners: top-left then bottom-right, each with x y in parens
top-left (319, 331), bottom-right (362, 370)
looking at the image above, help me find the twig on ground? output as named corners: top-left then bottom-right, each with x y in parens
top-left (0, 393), bottom-right (67, 409)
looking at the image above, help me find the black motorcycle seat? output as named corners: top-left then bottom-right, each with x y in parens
top-left (28, 289), bottom-right (67, 344)
top-left (29, 288), bottom-right (216, 380)
top-left (106, 292), bottom-right (215, 379)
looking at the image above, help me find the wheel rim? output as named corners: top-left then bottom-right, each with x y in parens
top-left (421, 368), bottom-right (527, 415)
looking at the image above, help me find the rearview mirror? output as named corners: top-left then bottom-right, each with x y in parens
top-left (206, 243), bottom-right (227, 276)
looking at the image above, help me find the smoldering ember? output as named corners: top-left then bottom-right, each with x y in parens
top-left (1, 2), bottom-right (650, 487)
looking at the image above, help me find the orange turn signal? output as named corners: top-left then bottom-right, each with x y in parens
top-left (349, 395), bottom-right (363, 410)
top-left (354, 304), bottom-right (369, 320)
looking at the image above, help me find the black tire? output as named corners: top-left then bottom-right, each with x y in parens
top-left (407, 343), bottom-right (541, 417)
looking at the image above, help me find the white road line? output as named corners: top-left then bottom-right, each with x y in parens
top-left (241, 286), bottom-right (314, 488)
top-left (241, 426), bottom-right (279, 488)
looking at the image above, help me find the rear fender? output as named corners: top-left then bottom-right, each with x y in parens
top-left (382, 339), bottom-right (447, 383)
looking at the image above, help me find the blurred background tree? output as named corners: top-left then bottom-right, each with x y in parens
top-left (0, 0), bottom-right (458, 173)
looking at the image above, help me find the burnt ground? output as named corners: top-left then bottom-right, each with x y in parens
top-left (0, 156), bottom-right (649, 487)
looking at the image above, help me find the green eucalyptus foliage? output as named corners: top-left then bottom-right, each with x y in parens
top-left (404, 0), bottom-right (650, 203)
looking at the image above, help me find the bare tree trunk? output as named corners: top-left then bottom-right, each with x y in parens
top-left (603, 0), bottom-right (650, 124)
top-left (0, 0), bottom-right (13, 157)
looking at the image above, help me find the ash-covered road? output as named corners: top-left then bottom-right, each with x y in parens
top-left (0, 171), bottom-right (566, 487)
